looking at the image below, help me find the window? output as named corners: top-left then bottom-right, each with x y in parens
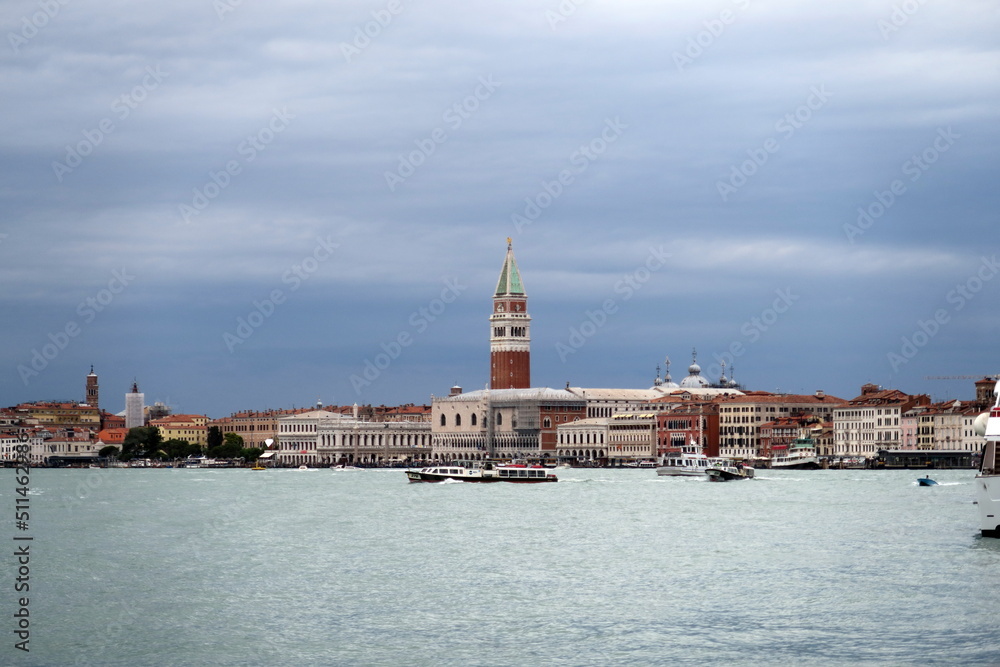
top-left (455, 414), bottom-right (462, 427)
top-left (471, 413), bottom-right (477, 426)
top-left (496, 412), bottom-right (503, 426)
top-left (440, 414), bottom-right (446, 427)
top-left (543, 418), bottom-right (551, 428)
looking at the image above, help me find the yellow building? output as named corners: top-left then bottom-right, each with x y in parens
top-left (16, 402), bottom-right (101, 430)
top-left (150, 414), bottom-right (209, 447)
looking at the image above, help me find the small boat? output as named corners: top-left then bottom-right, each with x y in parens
top-left (917, 477), bottom-right (937, 486)
top-left (332, 464), bottom-right (362, 471)
top-left (406, 461), bottom-right (557, 483)
top-left (705, 462), bottom-right (755, 482)
top-left (251, 463), bottom-right (266, 471)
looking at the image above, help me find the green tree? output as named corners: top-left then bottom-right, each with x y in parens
top-left (121, 427), bottom-right (162, 459)
top-left (162, 438), bottom-right (201, 460)
top-left (98, 445), bottom-right (120, 459)
top-left (207, 426), bottom-right (223, 451)
top-left (208, 432), bottom-right (245, 459)
top-left (241, 447), bottom-right (265, 462)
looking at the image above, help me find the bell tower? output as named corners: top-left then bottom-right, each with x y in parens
top-left (85, 365), bottom-right (99, 409)
top-left (490, 239), bottom-right (531, 389)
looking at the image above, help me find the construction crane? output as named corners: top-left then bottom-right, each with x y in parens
top-left (924, 375), bottom-right (999, 380)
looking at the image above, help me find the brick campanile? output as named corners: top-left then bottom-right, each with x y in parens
top-left (490, 238), bottom-right (531, 389)
top-left (85, 365), bottom-right (99, 409)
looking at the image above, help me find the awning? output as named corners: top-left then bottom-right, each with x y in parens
top-left (259, 451), bottom-right (275, 458)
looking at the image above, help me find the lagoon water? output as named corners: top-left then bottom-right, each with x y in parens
top-left (8, 467), bottom-right (1000, 666)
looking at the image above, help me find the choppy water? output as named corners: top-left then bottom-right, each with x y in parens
top-left (5, 467), bottom-right (1000, 666)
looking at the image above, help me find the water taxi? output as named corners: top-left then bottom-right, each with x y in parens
top-left (706, 462), bottom-right (755, 482)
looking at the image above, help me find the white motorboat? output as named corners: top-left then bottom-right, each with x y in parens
top-left (975, 380), bottom-right (1000, 538)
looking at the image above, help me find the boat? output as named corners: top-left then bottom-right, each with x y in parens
top-left (656, 439), bottom-right (730, 477)
top-left (332, 464), bottom-right (362, 470)
top-left (770, 437), bottom-right (820, 470)
top-left (251, 462), bottom-right (266, 471)
top-left (705, 462), bottom-right (755, 482)
top-left (975, 380), bottom-right (1000, 537)
top-left (406, 460), bottom-right (557, 483)
top-left (917, 477), bottom-right (937, 486)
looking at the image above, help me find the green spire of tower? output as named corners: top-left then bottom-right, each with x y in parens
top-left (495, 237), bottom-right (525, 296)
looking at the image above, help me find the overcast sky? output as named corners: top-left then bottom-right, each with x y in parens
top-left (2, 0), bottom-right (998, 417)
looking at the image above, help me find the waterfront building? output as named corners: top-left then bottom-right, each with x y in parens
top-left (901, 409), bottom-right (918, 449)
top-left (150, 414), bottom-right (209, 447)
top-left (717, 390), bottom-right (845, 460)
top-left (275, 409), bottom-right (339, 466)
top-left (555, 417), bottom-right (610, 463)
top-left (432, 386), bottom-right (586, 461)
top-left (490, 239), bottom-right (531, 389)
top-left (317, 415), bottom-right (432, 466)
top-left (125, 382), bottom-right (145, 429)
top-left (832, 384), bottom-right (930, 459)
top-left (85, 366), bottom-right (99, 409)
top-left (211, 406), bottom-right (320, 449)
top-left (276, 408), bottom-right (432, 466)
top-left (902, 400), bottom-right (982, 453)
top-left (607, 412), bottom-right (658, 464)
top-left (36, 426), bottom-right (101, 464)
top-left (14, 401), bottom-right (101, 431)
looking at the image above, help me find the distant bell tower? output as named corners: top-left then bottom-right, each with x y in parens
top-left (490, 238), bottom-right (531, 389)
top-left (85, 365), bottom-right (99, 409)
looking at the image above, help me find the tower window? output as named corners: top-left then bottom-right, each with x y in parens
top-left (494, 327), bottom-right (506, 337)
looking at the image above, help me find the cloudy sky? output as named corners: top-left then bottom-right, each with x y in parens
top-left (2, 0), bottom-right (998, 417)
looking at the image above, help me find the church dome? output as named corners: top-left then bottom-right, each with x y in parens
top-left (679, 349), bottom-right (709, 388)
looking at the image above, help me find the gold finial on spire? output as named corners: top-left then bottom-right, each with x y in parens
top-left (506, 237), bottom-right (512, 247)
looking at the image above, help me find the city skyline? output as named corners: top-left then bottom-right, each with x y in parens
top-left (2, 1), bottom-right (998, 417)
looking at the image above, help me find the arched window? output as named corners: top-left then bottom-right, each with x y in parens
top-left (471, 413), bottom-right (477, 427)
top-left (455, 414), bottom-right (462, 427)
top-left (440, 414), bottom-right (446, 427)
top-left (496, 412), bottom-right (503, 426)
top-left (543, 418), bottom-right (551, 428)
